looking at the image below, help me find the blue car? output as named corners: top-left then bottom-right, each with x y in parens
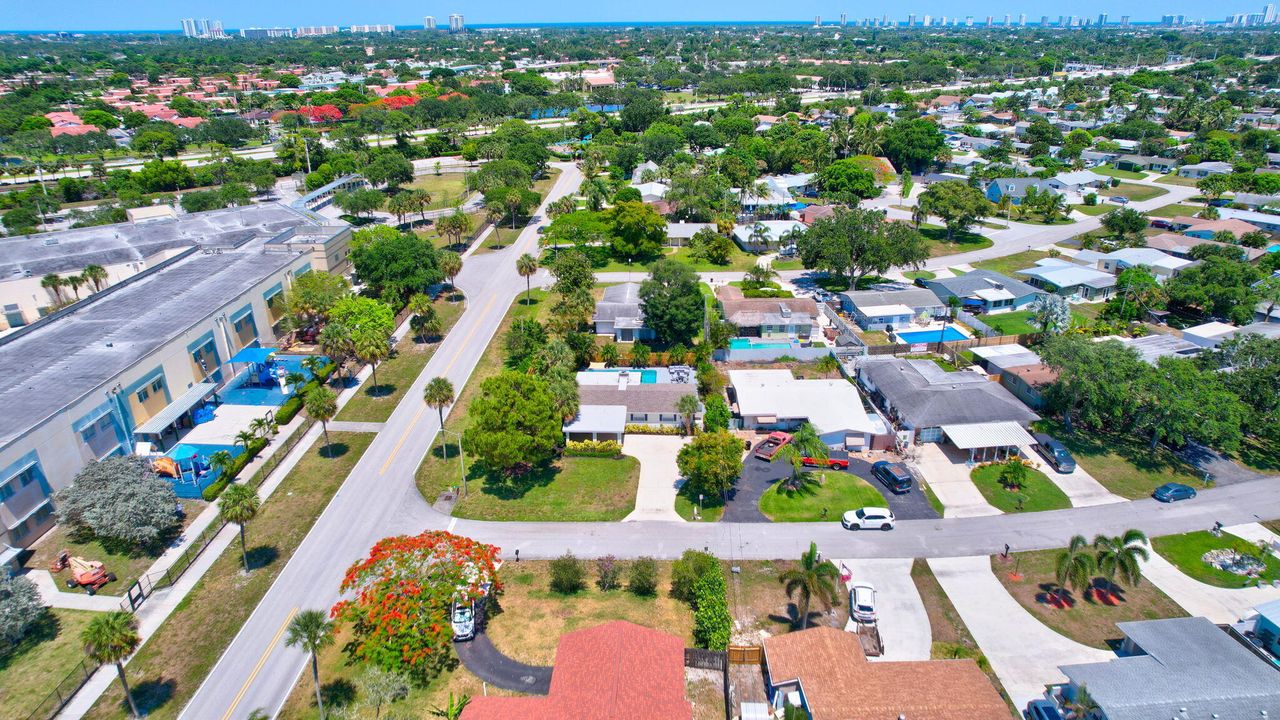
top-left (1025, 699), bottom-right (1065, 720)
top-left (1153, 482), bottom-right (1197, 502)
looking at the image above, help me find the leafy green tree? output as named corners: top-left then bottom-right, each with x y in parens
top-left (797, 207), bottom-right (929, 287)
top-left (219, 484), bottom-right (261, 573)
top-left (1166, 255), bottom-right (1262, 325)
top-left (1040, 335), bottom-right (1146, 433)
top-left (363, 152), bottom-right (414, 189)
top-left (1029, 294), bottom-right (1072, 335)
top-left (54, 457), bottom-right (179, 550)
top-left (688, 227), bottom-right (735, 265)
top-left (286, 610), bottom-right (336, 719)
top-left (882, 118), bottom-right (946, 172)
top-left (1133, 357), bottom-right (1246, 451)
top-left (778, 542), bottom-right (840, 629)
top-left (641, 123), bottom-right (685, 162)
top-left (676, 431), bottom-right (743, 501)
top-left (359, 666), bottom-right (412, 720)
top-left (917, 181), bottom-right (991, 241)
top-left (82, 612), bottom-right (142, 717)
top-left (286, 271), bottom-right (350, 326)
top-left (0, 576), bottom-right (44, 650)
top-left (463, 372), bottom-right (563, 473)
top-left (817, 158), bottom-right (881, 202)
top-left (702, 394), bottom-right (731, 432)
top-left (1101, 207), bottom-right (1148, 242)
top-left (334, 188), bottom-right (385, 218)
top-left (638, 259), bottom-right (704, 345)
top-left (607, 201), bottom-right (666, 261)
top-left (351, 231), bottom-right (441, 302)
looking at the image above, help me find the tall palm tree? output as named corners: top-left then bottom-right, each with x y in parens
top-left (516, 253), bottom-right (539, 303)
top-left (208, 450), bottom-right (234, 483)
top-left (219, 484), bottom-right (261, 573)
top-left (234, 430), bottom-right (257, 452)
top-left (748, 223), bottom-right (772, 252)
top-left (41, 273), bottom-right (65, 304)
top-left (286, 610), bottom-right (336, 720)
top-left (424, 376), bottom-right (455, 427)
top-left (82, 264), bottom-right (109, 292)
top-left (1055, 534), bottom-right (1097, 605)
top-left (304, 386), bottom-right (338, 449)
top-left (438, 250), bottom-right (463, 290)
top-left (1093, 529), bottom-right (1149, 596)
top-left (410, 188), bottom-right (433, 222)
top-left (82, 611), bottom-right (142, 718)
top-left (407, 293), bottom-right (435, 342)
top-left (676, 393), bottom-right (701, 436)
top-left (355, 333), bottom-right (390, 389)
top-left (776, 423), bottom-right (829, 489)
top-left (778, 541), bottom-right (840, 629)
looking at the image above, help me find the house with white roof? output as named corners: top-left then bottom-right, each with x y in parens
top-left (1045, 170), bottom-right (1110, 194)
top-left (727, 369), bottom-right (888, 451)
top-left (1178, 161), bottom-right (1233, 179)
top-left (1017, 258), bottom-right (1117, 301)
top-left (631, 181), bottom-right (671, 204)
top-left (1070, 248), bottom-right (1195, 282)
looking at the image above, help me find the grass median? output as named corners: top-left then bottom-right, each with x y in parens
top-left (969, 464), bottom-right (1071, 513)
top-left (758, 472), bottom-right (884, 522)
top-left (85, 432), bottom-right (375, 720)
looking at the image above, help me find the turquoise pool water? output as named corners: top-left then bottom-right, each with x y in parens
top-left (729, 338), bottom-right (794, 350)
top-left (164, 443), bottom-right (244, 498)
top-left (584, 368), bottom-right (658, 383)
top-left (896, 327), bottom-right (968, 343)
top-left (1268, 244), bottom-right (1280, 253)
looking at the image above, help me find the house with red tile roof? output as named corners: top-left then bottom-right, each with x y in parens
top-left (462, 621), bottom-right (693, 720)
top-left (51, 124), bottom-right (100, 137)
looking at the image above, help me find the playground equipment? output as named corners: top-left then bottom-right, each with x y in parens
top-left (152, 456), bottom-right (180, 478)
top-left (51, 551), bottom-right (117, 595)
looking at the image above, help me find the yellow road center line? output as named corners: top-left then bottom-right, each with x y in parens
top-left (221, 606), bottom-right (298, 720)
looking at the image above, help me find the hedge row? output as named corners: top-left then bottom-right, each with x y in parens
top-left (564, 439), bottom-right (623, 457)
top-left (673, 550), bottom-right (731, 650)
top-left (624, 424), bottom-right (685, 436)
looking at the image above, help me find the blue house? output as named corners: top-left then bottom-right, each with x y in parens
top-left (984, 177), bottom-right (1056, 205)
top-left (921, 270), bottom-right (1044, 314)
top-left (1253, 598), bottom-right (1280, 659)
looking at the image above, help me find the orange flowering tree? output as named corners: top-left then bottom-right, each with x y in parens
top-left (331, 531), bottom-right (502, 682)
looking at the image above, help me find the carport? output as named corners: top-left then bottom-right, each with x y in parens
top-left (132, 381), bottom-right (219, 452)
top-left (940, 421), bottom-right (1036, 463)
top-left (562, 404), bottom-right (626, 442)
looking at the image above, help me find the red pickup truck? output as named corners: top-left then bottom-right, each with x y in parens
top-left (754, 431), bottom-right (793, 461)
top-left (802, 454), bottom-right (850, 470)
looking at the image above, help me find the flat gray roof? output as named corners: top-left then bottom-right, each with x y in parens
top-left (0, 203), bottom-right (317, 279)
top-left (0, 238), bottom-right (303, 450)
top-left (860, 358), bottom-right (1039, 428)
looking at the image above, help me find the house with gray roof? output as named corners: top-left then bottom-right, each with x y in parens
top-left (839, 287), bottom-right (948, 331)
top-left (1058, 617), bottom-right (1280, 720)
top-left (921, 270), bottom-right (1043, 314)
top-left (984, 177), bottom-right (1059, 205)
top-left (562, 380), bottom-right (699, 442)
top-left (1178, 161), bottom-right (1233, 179)
top-left (1018, 259), bottom-right (1117, 301)
top-left (592, 283), bottom-right (655, 342)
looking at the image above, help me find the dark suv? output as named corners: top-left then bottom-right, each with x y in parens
top-left (1033, 434), bottom-right (1076, 473)
top-left (871, 461), bottom-right (913, 494)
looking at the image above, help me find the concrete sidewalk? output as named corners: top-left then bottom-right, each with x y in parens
top-left (928, 555), bottom-right (1112, 710)
top-left (831, 557), bottom-right (931, 662)
top-left (1018, 445), bottom-right (1124, 508)
top-left (1138, 550), bottom-right (1280, 624)
top-left (622, 435), bottom-right (688, 522)
top-left (913, 444), bottom-right (1000, 518)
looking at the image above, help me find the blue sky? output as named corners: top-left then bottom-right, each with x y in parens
top-left (1, 0), bottom-right (1247, 31)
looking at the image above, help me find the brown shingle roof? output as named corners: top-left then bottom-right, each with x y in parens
top-left (764, 627), bottom-right (1007, 720)
top-left (715, 286), bottom-right (819, 327)
top-left (578, 384), bottom-right (696, 414)
top-left (1006, 362), bottom-right (1059, 388)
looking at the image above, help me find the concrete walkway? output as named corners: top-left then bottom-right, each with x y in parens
top-left (1138, 549), bottom-right (1280, 624)
top-left (28, 570), bottom-right (121, 611)
top-left (832, 558), bottom-right (931, 662)
top-left (912, 444), bottom-right (1001, 518)
top-left (928, 556), bottom-right (1113, 710)
top-left (1017, 445), bottom-right (1125, 508)
top-left (1226, 522), bottom-right (1280, 559)
top-left (621, 435), bottom-right (688, 522)
top-left (326, 421), bottom-right (385, 433)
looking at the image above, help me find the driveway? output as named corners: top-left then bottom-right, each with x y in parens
top-left (1138, 525), bottom-right (1280, 624)
top-left (843, 455), bottom-right (939, 521)
top-left (453, 634), bottom-right (552, 694)
top-left (912, 444), bottom-right (1001, 518)
top-left (831, 558), bottom-right (932, 662)
top-left (621, 435), bottom-right (689, 522)
top-left (728, 454), bottom-right (941, 523)
top-left (928, 556), bottom-right (1113, 710)
top-left (1017, 444), bottom-right (1124, 508)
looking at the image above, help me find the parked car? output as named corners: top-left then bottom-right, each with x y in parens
top-left (754, 431), bottom-right (793, 461)
top-left (451, 601), bottom-right (476, 641)
top-left (1032, 434), bottom-right (1077, 473)
top-left (1025, 699), bottom-right (1065, 720)
top-left (1153, 482), bottom-right (1197, 502)
top-left (803, 452), bottom-right (849, 470)
top-left (1109, 195), bottom-right (1130, 204)
top-left (871, 461), bottom-right (913, 494)
top-left (842, 507), bottom-right (896, 531)
top-left (849, 583), bottom-right (877, 623)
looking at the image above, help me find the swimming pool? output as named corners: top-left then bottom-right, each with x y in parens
top-left (584, 368), bottom-right (658, 383)
top-left (729, 338), bottom-right (794, 350)
top-left (895, 327), bottom-right (968, 344)
top-left (219, 354), bottom-right (323, 406)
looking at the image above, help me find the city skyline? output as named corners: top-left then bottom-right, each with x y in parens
top-left (1, 0), bottom-right (1267, 31)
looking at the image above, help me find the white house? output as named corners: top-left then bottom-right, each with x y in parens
top-left (1178, 161), bottom-right (1233, 179)
top-left (727, 369), bottom-right (887, 450)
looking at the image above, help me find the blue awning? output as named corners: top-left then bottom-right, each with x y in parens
top-left (229, 347), bottom-right (277, 364)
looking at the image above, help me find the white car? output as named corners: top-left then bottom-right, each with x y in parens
top-left (841, 507), bottom-right (896, 531)
top-left (849, 583), bottom-right (877, 623)
top-left (451, 602), bottom-right (476, 642)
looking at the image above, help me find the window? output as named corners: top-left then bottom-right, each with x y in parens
top-left (136, 387), bottom-right (150, 403)
top-left (918, 427), bottom-right (944, 443)
top-left (0, 482), bottom-right (13, 501)
top-left (17, 467), bottom-right (37, 487)
top-left (10, 521), bottom-right (29, 542)
top-left (33, 503), bottom-right (53, 525)
top-left (628, 413), bottom-right (647, 422)
top-left (151, 378), bottom-right (164, 393)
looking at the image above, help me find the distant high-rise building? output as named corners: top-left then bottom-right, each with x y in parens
top-left (449, 13), bottom-right (464, 31)
top-left (1019, 13), bottom-right (1027, 25)
top-left (1040, 15), bottom-right (1049, 25)
top-left (181, 18), bottom-right (223, 39)
top-left (1120, 15), bottom-right (1130, 26)
top-left (296, 26), bottom-right (338, 36)
top-left (940, 15), bottom-right (948, 24)
top-left (840, 12), bottom-right (848, 26)
top-left (239, 26), bottom-right (293, 39)
top-left (1098, 13), bottom-right (1108, 25)
top-left (1265, 3), bottom-right (1277, 22)
top-left (1004, 14), bottom-right (1011, 25)
top-left (348, 24), bottom-right (394, 33)
top-left (181, 18), bottom-right (198, 37)
top-left (424, 16), bottom-right (437, 30)
top-left (986, 15), bottom-right (994, 26)
top-left (907, 13), bottom-right (916, 26)
top-left (814, 15), bottom-right (822, 26)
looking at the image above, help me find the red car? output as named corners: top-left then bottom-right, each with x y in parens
top-left (802, 456), bottom-right (849, 470)
top-left (754, 431), bottom-right (793, 461)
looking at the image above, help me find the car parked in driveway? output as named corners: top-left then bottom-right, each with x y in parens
top-left (849, 583), bottom-right (877, 623)
top-left (871, 461), bottom-right (913, 494)
top-left (1153, 482), bottom-right (1197, 502)
top-left (1108, 195), bottom-right (1130, 204)
top-left (1032, 434), bottom-right (1076, 473)
top-left (451, 601), bottom-right (476, 641)
top-left (842, 507), bottom-right (896, 530)
top-left (1024, 699), bottom-right (1065, 720)
top-left (803, 451), bottom-right (850, 470)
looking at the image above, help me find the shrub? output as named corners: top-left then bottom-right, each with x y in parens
top-left (274, 362), bottom-right (337, 425)
top-left (692, 568), bottom-right (732, 650)
top-left (702, 394), bottom-right (731, 432)
top-left (628, 556), bottom-right (658, 596)
top-left (671, 549), bottom-right (719, 603)
top-left (0, 576), bottom-right (44, 649)
top-left (549, 551), bottom-right (586, 594)
top-left (1083, 193), bottom-right (1098, 206)
top-left (623, 424), bottom-right (683, 435)
top-left (565, 439), bottom-right (623, 457)
top-left (596, 555), bottom-right (622, 590)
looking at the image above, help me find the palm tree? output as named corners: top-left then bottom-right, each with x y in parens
top-left (300, 355), bottom-right (326, 382)
top-left (744, 264), bottom-right (777, 286)
top-left (676, 393), bottom-right (700, 436)
top-left (776, 422), bottom-right (828, 489)
top-left (778, 541), bottom-right (840, 629)
top-left (429, 694), bottom-right (472, 720)
top-left (1055, 534), bottom-right (1097, 606)
top-left (219, 484), bottom-right (261, 573)
top-left (286, 610), bottom-right (336, 720)
top-left (1093, 529), bottom-right (1149, 597)
top-left (911, 201), bottom-right (929, 229)
top-left (516, 253), bottom-right (539, 303)
top-left (424, 376), bottom-right (455, 427)
top-left (304, 386), bottom-right (338, 449)
top-left (41, 273), bottom-right (65, 304)
top-left (82, 611), bottom-right (142, 717)
top-left (355, 333), bottom-right (390, 389)
top-left (249, 416), bottom-right (272, 439)
top-left (438, 250), bottom-right (463, 290)
top-left (83, 264), bottom-right (109, 292)
top-left (748, 223), bottom-right (772, 252)
top-left (485, 205), bottom-right (506, 247)
top-left (407, 293), bottom-right (435, 342)
top-left (208, 450), bottom-right (234, 482)
top-left (410, 188), bottom-right (433, 222)
top-left (386, 192), bottom-right (414, 224)
top-left (234, 430), bottom-right (257, 452)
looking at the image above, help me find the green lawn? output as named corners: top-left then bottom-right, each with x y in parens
top-left (919, 225), bottom-right (994, 258)
top-left (1234, 435), bottom-right (1280, 474)
top-left (1146, 203), bottom-right (1203, 219)
top-left (406, 172), bottom-right (471, 210)
top-left (1099, 183), bottom-right (1168, 202)
top-left (668, 245), bottom-right (761, 272)
top-left (675, 484), bottom-right (725, 522)
top-left (903, 270), bottom-right (936, 281)
top-left (86, 433), bottom-right (376, 720)
top-left (1154, 173), bottom-right (1199, 187)
top-left (758, 472), bottom-right (884, 522)
top-left (976, 310), bottom-right (1041, 336)
top-left (970, 463), bottom-right (1071, 513)
top-left (993, 550), bottom-right (1188, 649)
top-left (1094, 165), bottom-right (1147, 181)
top-left (0, 609), bottom-right (97, 720)
top-left (335, 300), bottom-right (464, 423)
top-left (542, 244), bottom-right (760, 273)
top-left (1073, 204), bottom-right (1112, 216)
top-left (1031, 419), bottom-right (1202, 500)
top-left (451, 456), bottom-right (640, 522)
top-left (970, 250), bottom-right (1051, 278)
top-left (1152, 531), bottom-right (1280, 588)
top-left (771, 258), bottom-right (806, 271)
